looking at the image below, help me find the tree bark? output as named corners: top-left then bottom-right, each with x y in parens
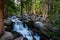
top-left (21, 0), bottom-right (24, 17)
top-left (0, 0), bottom-right (5, 36)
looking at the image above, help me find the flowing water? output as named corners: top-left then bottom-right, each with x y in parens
top-left (8, 16), bottom-right (40, 40)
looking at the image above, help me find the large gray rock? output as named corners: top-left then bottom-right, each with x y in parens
top-left (34, 21), bottom-right (44, 29)
top-left (34, 21), bottom-right (48, 37)
top-left (0, 31), bottom-right (14, 40)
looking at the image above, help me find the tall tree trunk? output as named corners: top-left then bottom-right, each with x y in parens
top-left (21, 0), bottom-right (24, 17)
top-left (3, 0), bottom-right (8, 18)
top-left (0, 0), bottom-right (5, 36)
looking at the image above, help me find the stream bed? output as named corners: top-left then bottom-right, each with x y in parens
top-left (8, 16), bottom-right (40, 40)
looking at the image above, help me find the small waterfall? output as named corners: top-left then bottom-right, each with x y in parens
top-left (8, 16), bottom-right (40, 40)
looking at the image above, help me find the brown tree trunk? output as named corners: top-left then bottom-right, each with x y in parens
top-left (0, 0), bottom-right (5, 36)
top-left (21, 0), bottom-right (24, 17)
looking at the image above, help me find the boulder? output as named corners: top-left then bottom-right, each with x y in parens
top-left (34, 21), bottom-right (44, 29)
top-left (0, 31), bottom-right (14, 40)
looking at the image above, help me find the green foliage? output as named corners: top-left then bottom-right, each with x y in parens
top-left (4, 0), bottom-right (60, 29)
top-left (53, 1), bottom-right (60, 29)
top-left (4, 0), bottom-right (20, 16)
top-left (47, 0), bottom-right (60, 38)
top-left (20, 0), bottom-right (42, 14)
top-left (55, 19), bottom-right (60, 29)
top-left (49, 0), bottom-right (60, 29)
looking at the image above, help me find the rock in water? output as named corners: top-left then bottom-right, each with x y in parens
top-left (11, 31), bottom-right (23, 39)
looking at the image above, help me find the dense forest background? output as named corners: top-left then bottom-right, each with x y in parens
top-left (3, 0), bottom-right (60, 29)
